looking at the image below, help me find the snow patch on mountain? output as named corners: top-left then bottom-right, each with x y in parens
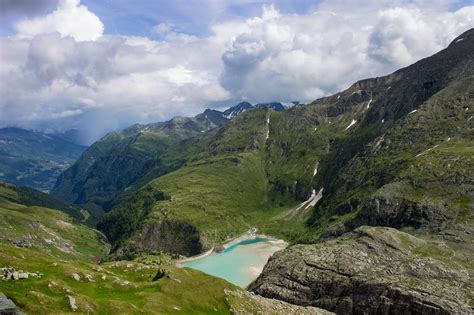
top-left (345, 119), bottom-right (357, 130)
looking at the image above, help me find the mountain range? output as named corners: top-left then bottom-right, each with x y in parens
top-left (0, 29), bottom-right (472, 314)
top-left (0, 128), bottom-right (86, 192)
top-left (50, 101), bottom-right (286, 218)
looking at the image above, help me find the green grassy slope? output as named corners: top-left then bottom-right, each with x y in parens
top-left (98, 110), bottom-right (280, 255)
top-left (98, 100), bottom-right (360, 254)
top-left (51, 112), bottom-right (229, 216)
top-left (0, 181), bottom-right (93, 225)
top-left (1, 182), bottom-right (310, 314)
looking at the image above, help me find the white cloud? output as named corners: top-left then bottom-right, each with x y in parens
top-left (153, 22), bottom-right (173, 34)
top-left (219, 2), bottom-right (474, 102)
top-left (0, 0), bottom-right (473, 143)
top-left (368, 6), bottom-right (474, 67)
top-left (15, 0), bottom-right (103, 41)
top-left (0, 30), bottom-right (231, 142)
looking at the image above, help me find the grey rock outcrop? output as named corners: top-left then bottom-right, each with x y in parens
top-left (347, 196), bottom-right (450, 231)
top-left (67, 295), bottom-right (78, 312)
top-left (249, 226), bottom-right (472, 314)
top-left (10, 239), bottom-right (32, 248)
top-left (113, 220), bottom-right (204, 260)
top-left (1, 267), bottom-right (41, 281)
top-left (0, 293), bottom-right (19, 315)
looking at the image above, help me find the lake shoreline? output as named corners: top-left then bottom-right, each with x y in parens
top-left (175, 247), bottom-right (215, 264)
top-left (176, 227), bottom-right (286, 265)
top-left (176, 230), bottom-right (288, 287)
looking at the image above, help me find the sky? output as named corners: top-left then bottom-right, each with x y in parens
top-left (0, 0), bottom-right (473, 144)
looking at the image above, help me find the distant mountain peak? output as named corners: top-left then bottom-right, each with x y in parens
top-left (254, 102), bottom-right (285, 112)
top-left (223, 102), bottom-right (254, 119)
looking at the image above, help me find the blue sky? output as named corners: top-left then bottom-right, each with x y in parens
top-left (0, 0), bottom-right (473, 143)
top-left (81, 0), bottom-right (320, 37)
top-left (4, 0), bottom-right (471, 38)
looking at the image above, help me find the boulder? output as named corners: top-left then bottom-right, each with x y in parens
top-left (17, 272), bottom-right (28, 280)
top-left (10, 239), bottom-right (32, 248)
top-left (67, 295), bottom-right (78, 312)
top-left (0, 292), bottom-right (17, 315)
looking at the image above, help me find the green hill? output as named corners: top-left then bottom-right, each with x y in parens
top-left (50, 107), bottom-right (234, 218)
top-left (0, 181), bottom-right (325, 314)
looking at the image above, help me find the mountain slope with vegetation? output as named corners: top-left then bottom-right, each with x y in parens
top-left (0, 128), bottom-right (86, 192)
top-left (45, 29), bottom-right (473, 313)
top-left (51, 102), bottom-right (286, 217)
top-left (306, 28), bottom-right (474, 236)
top-left (0, 181), bottom-right (329, 314)
top-left (250, 28), bottom-right (474, 313)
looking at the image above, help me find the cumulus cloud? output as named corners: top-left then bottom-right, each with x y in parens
top-left (15, 0), bottom-right (103, 41)
top-left (368, 6), bottom-right (474, 67)
top-left (0, 0), bottom-right (473, 143)
top-left (219, 3), bottom-right (474, 102)
top-left (0, 32), bottom-right (230, 142)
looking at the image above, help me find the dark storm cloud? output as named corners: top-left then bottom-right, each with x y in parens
top-left (0, 0), bottom-right (473, 143)
top-left (0, 0), bottom-right (57, 17)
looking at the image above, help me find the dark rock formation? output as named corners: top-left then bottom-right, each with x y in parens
top-left (10, 239), bottom-right (32, 248)
top-left (113, 220), bottom-right (204, 259)
top-left (152, 268), bottom-right (168, 281)
top-left (347, 196), bottom-right (450, 231)
top-left (249, 226), bottom-right (472, 314)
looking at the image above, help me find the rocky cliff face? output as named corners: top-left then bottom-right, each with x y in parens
top-left (112, 220), bottom-right (204, 259)
top-left (249, 226), bottom-right (472, 314)
top-left (347, 196), bottom-right (450, 231)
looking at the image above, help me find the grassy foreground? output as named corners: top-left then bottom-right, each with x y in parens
top-left (0, 181), bottom-right (327, 314)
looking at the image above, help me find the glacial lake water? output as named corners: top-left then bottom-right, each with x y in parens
top-left (181, 237), bottom-right (286, 287)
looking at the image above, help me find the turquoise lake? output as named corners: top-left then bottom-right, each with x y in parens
top-left (182, 237), bottom-right (286, 287)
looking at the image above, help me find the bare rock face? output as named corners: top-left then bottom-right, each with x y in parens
top-left (113, 220), bottom-right (204, 259)
top-left (347, 196), bottom-right (450, 231)
top-left (249, 226), bottom-right (472, 314)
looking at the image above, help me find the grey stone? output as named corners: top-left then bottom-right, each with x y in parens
top-left (0, 293), bottom-right (17, 315)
